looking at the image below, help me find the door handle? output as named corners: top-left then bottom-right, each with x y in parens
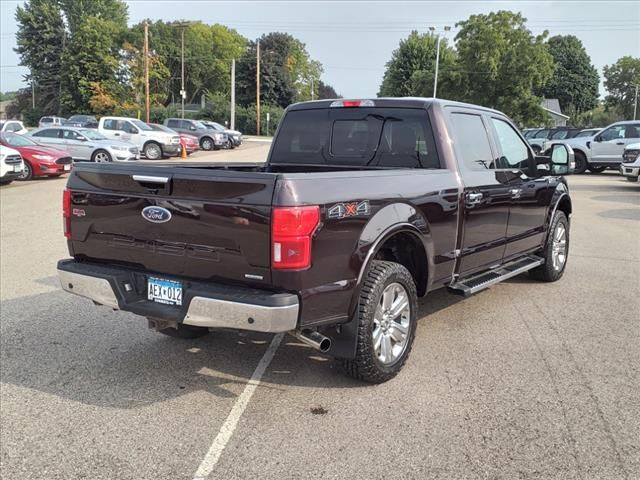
top-left (465, 192), bottom-right (483, 207)
top-left (616, 142), bottom-right (625, 145)
top-left (114, 133), bottom-right (120, 136)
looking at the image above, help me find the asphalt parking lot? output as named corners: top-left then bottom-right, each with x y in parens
top-left (1, 151), bottom-right (639, 479)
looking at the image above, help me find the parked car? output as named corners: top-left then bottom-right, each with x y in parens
top-left (620, 143), bottom-right (640, 182)
top-left (148, 123), bottom-right (200, 155)
top-left (553, 129), bottom-right (602, 174)
top-left (98, 116), bottom-right (181, 160)
top-left (0, 132), bottom-right (72, 180)
top-left (589, 121), bottom-right (640, 172)
top-left (63, 115), bottom-right (99, 128)
top-left (202, 120), bottom-right (243, 147)
top-left (57, 97), bottom-right (574, 383)
top-left (29, 126), bottom-right (139, 162)
top-left (0, 144), bottom-right (24, 185)
top-left (0, 120), bottom-right (28, 135)
top-left (527, 127), bottom-right (581, 154)
top-left (164, 118), bottom-right (226, 151)
top-left (39, 116), bottom-right (67, 128)
top-left (522, 128), bottom-right (542, 139)
top-left (573, 128), bottom-right (600, 138)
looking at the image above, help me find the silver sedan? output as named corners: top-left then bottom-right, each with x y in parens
top-left (28, 127), bottom-right (139, 162)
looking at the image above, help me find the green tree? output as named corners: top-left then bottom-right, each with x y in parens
top-left (603, 56), bottom-right (640, 119)
top-left (455, 11), bottom-right (554, 126)
top-left (317, 81), bottom-right (340, 99)
top-left (14, 0), bottom-right (66, 115)
top-left (379, 31), bottom-right (458, 98)
top-left (236, 32), bottom-right (324, 108)
top-left (536, 35), bottom-right (599, 113)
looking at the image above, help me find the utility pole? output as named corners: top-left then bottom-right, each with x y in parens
top-left (31, 80), bottom-right (35, 109)
top-left (311, 77), bottom-right (314, 101)
top-left (634, 84), bottom-right (639, 120)
top-left (256, 40), bottom-right (261, 136)
top-left (230, 58), bottom-right (236, 130)
top-left (144, 21), bottom-right (150, 123)
top-left (431, 26), bottom-right (451, 99)
top-left (181, 27), bottom-right (186, 119)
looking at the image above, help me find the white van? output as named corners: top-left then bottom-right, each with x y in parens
top-left (98, 117), bottom-right (181, 160)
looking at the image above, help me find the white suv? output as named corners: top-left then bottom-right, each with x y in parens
top-left (0, 120), bottom-right (28, 135)
top-left (98, 117), bottom-right (181, 160)
top-left (0, 145), bottom-right (25, 185)
top-left (621, 143), bottom-right (640, 182)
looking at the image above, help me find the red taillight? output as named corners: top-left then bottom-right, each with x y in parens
top-left (63, 188), bottom-right (72, 239)
top-left (272, 206), bottom-right (320, 270)
top-left (330, 99), bottom-right (375, 108)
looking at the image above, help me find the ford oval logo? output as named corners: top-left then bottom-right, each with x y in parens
top-left (141, 206), bottom-right (172, 224)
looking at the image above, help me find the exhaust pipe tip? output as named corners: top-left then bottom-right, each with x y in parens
top-left (291, 329), bottom-right (332, 353)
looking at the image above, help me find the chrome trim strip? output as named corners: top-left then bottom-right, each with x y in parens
top-left (183, 297), bottom-right (298, 333)
top-left (132, 175), bottom-right (169, 183)
top-left (58, 270), bottom-right (120, 309)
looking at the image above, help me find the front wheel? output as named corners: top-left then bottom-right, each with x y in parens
top-left (530, 211), bottom-right (569, 282)
top-left (200, 137), bottom-right (214, 151)
top-left (573, 152), bottom-right (588, 174)
top-left (17, 161), bottom-right (33, 180)
top-left (627, 176), bottom-right (639, 182)
top-left (92, 149), bottom-right (112, 163)
top-left (588, 165), bottom-right (607, 173)
top-left (342, 260), bottom-right (418, 384)
top-left (143, 142), bottom-right (162, 160)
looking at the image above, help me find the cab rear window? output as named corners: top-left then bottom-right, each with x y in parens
top-left (270, 108), bottom-right (440, 169)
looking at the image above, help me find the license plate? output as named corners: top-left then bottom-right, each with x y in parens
top-left (13, 165), bottom-right (21, 173)
top-left (63, 164), bottom-right (71, 171)
top-left (147, 277), bottom-right (183, 306)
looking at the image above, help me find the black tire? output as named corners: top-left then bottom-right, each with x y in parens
top-left (342, 260), bottom-right (418, 384)
top-left (588, 165), bottom-right (607, 173)
top-left (573, 151), bottom-right (588, 174)
top-left (157, 324), bottom-right (209, 339)
top-left (627, 176), bottom-right (639, 182)
top-left (91, 149), bottom-right (112, 163)
top-left (143, 142), bottom-right (162, 160)
top-left (0, 180), bottom-right (12, 186)
top-left (17, 161), bottom-right (33, 181)
top-left (530, 211), bottom-right (569, 282)
top-left (200, 137), bottom-right (214, 151)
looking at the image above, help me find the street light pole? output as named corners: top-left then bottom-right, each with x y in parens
top-left (431, 26), bottom-right (451, 99)
top-left (181, 28), bottom-right (185, 118)
top-left (256, 40), bottom-right (261, 136)
top-left (230, 58), bottom-right (236, 130)
top-left (144, 21), bottom-right (150, 123)
top-left (634, 84), bottom-right (639, 120)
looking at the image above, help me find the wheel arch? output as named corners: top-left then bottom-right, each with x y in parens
top-left (544, 186), bottom-right (572, 245)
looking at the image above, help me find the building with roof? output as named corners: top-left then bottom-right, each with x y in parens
top-left (542, 98), bottom-right (569, 127)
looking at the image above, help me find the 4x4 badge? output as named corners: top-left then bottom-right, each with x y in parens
top-left (328, 200), bottom-right (370, 219)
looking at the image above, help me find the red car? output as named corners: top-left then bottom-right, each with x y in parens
top-left (0, 133), bottom-right (72, 180)
top-left (179, 133), bottom-right (200, 155)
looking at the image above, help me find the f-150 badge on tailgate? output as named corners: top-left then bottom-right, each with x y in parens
top-left (141, 206), bottom-right (172, 224)
top-left (328, 200), bottom-right (370, 219)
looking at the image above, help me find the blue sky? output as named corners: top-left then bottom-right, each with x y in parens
top-left (1, 0), bottom-right (639, 99)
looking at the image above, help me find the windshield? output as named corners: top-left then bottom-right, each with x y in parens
top-left (131, 119), bottom-right (152, 131)
top-left (270, 107), bottom-right (440, 169)
top-left (192, 121), bottom-right (208, 130)
top-left (2, 133), bottom-right (38, 147)
top-left (80, 129), bottom-right (107, 140)
top-left (212, 122), bottom-right (226, 130)
top-left (153, 124), bottom-right (175, 133)
top-left (533, 129), bottom-right (550, 138)
top-left (550, 130), bottom-right (569, 139)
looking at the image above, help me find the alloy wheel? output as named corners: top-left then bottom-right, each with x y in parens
top-left (551, 223), bottom-right (567, 271)
top-left (372, 282), bottom-right (411, 365)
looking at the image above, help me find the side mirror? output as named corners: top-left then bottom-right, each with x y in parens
top-left (130, 127), bottom-right (139, 134)
top-left (594, 135), bottom-right (602, 142)
top-left (549, 143), bottom-right (572, 175)
top-left (190, 125), bottom-right (197, 131)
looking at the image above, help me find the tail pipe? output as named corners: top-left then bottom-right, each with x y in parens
top-left (291, 329), bottom-right (331, 353)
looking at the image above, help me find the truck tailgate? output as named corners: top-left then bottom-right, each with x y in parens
top-left (66, 163), bottom-right (276, 285)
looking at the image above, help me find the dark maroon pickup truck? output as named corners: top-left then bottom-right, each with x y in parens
top-left (58, 98), bottom-right (573, 383)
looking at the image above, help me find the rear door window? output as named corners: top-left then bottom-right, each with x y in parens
top-left (270, 107), bottom-right (440, 169)
top-left (103, 119), bottom-right (117, 130)
top-left (167, 119), bottom-right (180, 128)
top-left (33, 129), bottom-right (61, 138)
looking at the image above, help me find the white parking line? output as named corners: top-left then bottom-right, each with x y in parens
top-left (193, 333), bottom-right (283, 480)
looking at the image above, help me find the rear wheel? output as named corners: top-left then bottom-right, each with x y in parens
top-left (92, 149), bottom-right (112, 163)
top-left (342, 260), bottom-right (418, 384)
top-left (588, 165), bottom-right (606, 173)
top-left (573, 151), bottom-right (588, 174)
top-left (17, 161), bottom-right (33, 180)
top-left (530, 211), bottom-right (569, 282)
